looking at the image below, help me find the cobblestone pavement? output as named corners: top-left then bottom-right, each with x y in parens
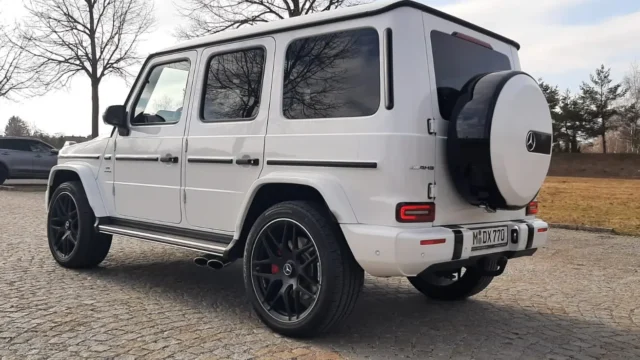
top-left (1, 191), bottom-right (639, 360)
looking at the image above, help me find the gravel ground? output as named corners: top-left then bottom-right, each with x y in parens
top-left (0, 191), bottom-right (639, 359)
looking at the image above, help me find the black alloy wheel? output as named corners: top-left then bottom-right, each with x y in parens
top-left (47, 181), bottom-right (112, 268)
top-left (250, 218), bottom-right (321, 322)
top-left (49, 192), bottom-right (80, 259)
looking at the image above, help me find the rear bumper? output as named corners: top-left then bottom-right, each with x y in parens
top-left (341, 219), bottom-right (548, 277)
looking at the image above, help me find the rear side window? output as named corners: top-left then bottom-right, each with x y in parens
top-left (0, 139), bottom-right (29, 151)
top-left (283, 28), bottom-right (380, 119)
top-left (201, 48), bottom-right (266, 122)
top-left (431, 30), bottom-right (511, 120)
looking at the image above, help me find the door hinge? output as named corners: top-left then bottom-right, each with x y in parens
top-left (427, 118), bottom-right (436, 135)
top-left (183, 189), bottom-right (187, 204)
top-left (428, 183), bottom-right (437, 199)
top-left (185, 138), bottom-right (189, 153)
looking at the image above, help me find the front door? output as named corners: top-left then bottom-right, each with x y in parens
top-left (113, 51), bottom-right (197, 224)
top-left (27, 140), bottom-right (57, 177)
top-left (184, 37), bottom-right (275, 231)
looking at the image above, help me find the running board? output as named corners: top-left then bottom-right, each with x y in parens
top-left (98, 224), bottom-right (229, 256)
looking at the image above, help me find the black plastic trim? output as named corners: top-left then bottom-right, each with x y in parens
top-left (106, 218), bottom-right (234, 245)
top-left (383, 28), bottom-right (394, 110)
top-left (524, 222), bottom-right (535, 249)
top-left (115, 155), bottom-right (160, 162)
top-left (266, 159), bottom-right (377, 169)
top-left (424, 248), bottom-right (537, 273)
top-left (187, 157), bottom-right (234, 164)
top-left (236, 158), bottom-right (260, 166)
top-left (451, 229), bottom-right (464, 260)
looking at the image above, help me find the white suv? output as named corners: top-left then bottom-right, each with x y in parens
top-left (45, 0), bottom-right (551, 337)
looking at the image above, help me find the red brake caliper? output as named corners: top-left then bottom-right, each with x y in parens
top-left (271, 264), bottom-right (279, 274)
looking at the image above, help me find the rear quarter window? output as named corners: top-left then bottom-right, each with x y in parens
top-left (431, 30), bottom-right (511, 120)
top-left (283, 28), bottom-right (381, 119)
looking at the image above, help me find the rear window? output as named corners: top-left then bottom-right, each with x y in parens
top-left (431, 30), bottom-right (511, 120)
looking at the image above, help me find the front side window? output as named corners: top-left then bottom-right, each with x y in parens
top-left (431, 31), bottom-right (511, 120)
top-left (28, 141), bottom-right (52, 152)
top-left (132, 60), bottom-right (191, 125)
top-left (283, 28), bottom-right (380, 119)
top-left (202, 48), bottom-right (265, 122)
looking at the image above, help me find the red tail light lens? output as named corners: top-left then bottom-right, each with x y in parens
top-left (526, 201), bottom-right (539, 216)
top-left (396, 202), bottom-right (435, 223)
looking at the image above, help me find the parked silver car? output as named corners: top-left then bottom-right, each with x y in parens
top-left (0, 137), bottom-right (58, 185)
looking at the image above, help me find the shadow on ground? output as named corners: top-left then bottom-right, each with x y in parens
top-left (84, 251), bottom-right (640, 359)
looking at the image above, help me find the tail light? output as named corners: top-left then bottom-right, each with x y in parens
top-left (526, 200), bottom-right (539, 216)
top-left (396, 202), bottom-right (435, 223)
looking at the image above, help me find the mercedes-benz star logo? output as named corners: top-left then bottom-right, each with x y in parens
top-left (283, 263), bottom-right (293, 276)
top-left (526, 131), bottom-right (536, 152)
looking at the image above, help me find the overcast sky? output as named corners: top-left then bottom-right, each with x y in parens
top-left (1, 0), bottom-right (639, 136)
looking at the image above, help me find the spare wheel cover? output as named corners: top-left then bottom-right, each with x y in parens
top-left (447, 71), bottom-right (552, 210)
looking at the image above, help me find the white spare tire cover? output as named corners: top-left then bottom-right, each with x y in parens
top-left (446, 71), bottom-right (552, 210)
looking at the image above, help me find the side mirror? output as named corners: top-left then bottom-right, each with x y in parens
top-left (50, 149), bottom-right (59, 155)
top-left (103, 105), bottom-right (129, 136)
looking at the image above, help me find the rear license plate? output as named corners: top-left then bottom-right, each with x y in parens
top-left (471, 227), bottom-right (508, 251)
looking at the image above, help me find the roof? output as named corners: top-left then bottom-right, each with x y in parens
top-left (157, 0), bottom-right (520, 55)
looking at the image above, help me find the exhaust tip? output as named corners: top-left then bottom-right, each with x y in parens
top-left (193, 257), bottom-right (209, 266)
top-left (207, 259), bottom-right (226, 270)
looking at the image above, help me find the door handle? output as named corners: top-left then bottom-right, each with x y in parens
top-left (159, 154), bottom-right (179, 163)
top-left (235, 158), bottom-right (260, 166)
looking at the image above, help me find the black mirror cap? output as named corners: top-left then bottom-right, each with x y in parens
top-left (50, 148), bottom-right (59, 154)
top-left (103, 105), bottom-right (126, 126)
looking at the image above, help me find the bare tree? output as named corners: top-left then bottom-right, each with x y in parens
top-left (0, 10), bottom-right (35, 99)
top-left (176, 0), bottom-right (364, 39)
top-left (13, 0), bottom-right (154, 138)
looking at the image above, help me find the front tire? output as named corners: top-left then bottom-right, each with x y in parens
top-left (407, 262), bottom-right (496, 301)
top-left (47, 181), bottom-right (112, 268)
top-left (243, 201), bottom-right (364, 337)
top-left (0, 165), bottom-right (7, 185)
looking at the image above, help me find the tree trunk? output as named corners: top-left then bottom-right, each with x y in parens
top-left (570, 136), bottom-right (580, 153)
top-left (91, 80), bottom-right (99, 138)
top-left (601, 133), bottom-right (607, 153)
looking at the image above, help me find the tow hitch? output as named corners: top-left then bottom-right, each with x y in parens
top-left (477, 256), bottom-right (508, 277)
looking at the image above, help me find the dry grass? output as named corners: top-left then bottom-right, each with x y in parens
top-left (538, 176), bottom-right (640, 236)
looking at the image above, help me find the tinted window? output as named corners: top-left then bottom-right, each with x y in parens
top-left (29, 141), bottom-right (52, 152)
top-left (132, 60), bottom-right (191, 125)
top-left (0, 139), bottom-right (30, 151)
top-left (202, 48), bottom-right (265, 122)
top-left (431, 31), bottom-right (511, 120)
top-left (283, 28), bottom-right (380, 119)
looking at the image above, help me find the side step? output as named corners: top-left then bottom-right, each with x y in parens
top-left (98, 223), bottom-right (230, 256)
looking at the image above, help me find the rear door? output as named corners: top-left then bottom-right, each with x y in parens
top-left (422, 14), bottom-right (524, 225)
top-left (0, 139), bottom-right (34, 177)
top-left (184, 37), bottom-right (275, 232)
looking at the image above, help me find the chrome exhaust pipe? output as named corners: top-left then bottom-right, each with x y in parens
top-left (206, 259), bottom-right (228, 270)
top-left (194, 254), bottom-right (216, 266)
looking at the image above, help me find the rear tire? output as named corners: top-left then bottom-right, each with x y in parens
top-left (243, 201), bottom-right (364, 338)
top-left (47, 181), bottom-right (112, 268)
top-left (407, 261), bottom-right (496, 301)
